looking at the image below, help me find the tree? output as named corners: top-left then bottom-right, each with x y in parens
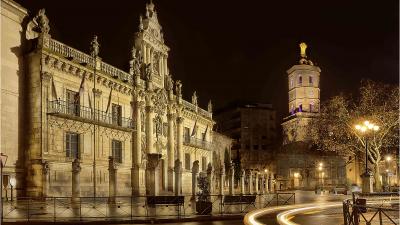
top-left (309, 80), bottom-right (399, 190)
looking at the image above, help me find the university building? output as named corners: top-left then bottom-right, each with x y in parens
top-left (1, 0), bottom-right (227, 198)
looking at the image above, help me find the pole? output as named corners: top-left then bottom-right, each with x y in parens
top-left (365, 137), bottom-right (368, 173)
top-left (93, 52), bottom-right (97, 202)
top-left (0, 163), bottom-right (2, 223)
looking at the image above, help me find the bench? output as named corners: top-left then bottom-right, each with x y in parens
top-left (146, 196), bottom-right (185, 216)
top-left (221, 195), bottom-right (256, 213)
top-left (332, 187), bottom-right (348, 195)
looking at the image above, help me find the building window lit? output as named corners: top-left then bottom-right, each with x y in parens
top-left (112, 140), bottom-right (123, 163)
top-left (66, 132), bottom-right (79, 159)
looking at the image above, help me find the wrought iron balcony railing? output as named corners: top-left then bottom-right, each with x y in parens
top-left (48, 100), bottom-right (135, 130)
top-left (183, 135), bottom-right (212, 150)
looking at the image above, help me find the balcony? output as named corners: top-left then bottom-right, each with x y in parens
top-left (47, 100), bottom-right (135, 130)
top-left (183, 136), bottom-right (212, 150)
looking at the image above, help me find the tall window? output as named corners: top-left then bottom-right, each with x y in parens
top-left (298, 76), bottom-right (302, 85)
top-left (185, 153), bottom-right (191, 170)
top-left (290, 78), bottom-right (294, 88)
top-left (112, 140), bottom-right (123, 163)
top-left (184, 127), bottom-right (190, 142)
top-left (202, 156), bottom-right (207, 171)
top-left (66, 132), bottom-right (79, 159)
top-left (112, 104), bottom-right (122, 126)
top-left (309, 76), bottom-right (313, 85)
top-left (66, 90), bottom-right (79, 116)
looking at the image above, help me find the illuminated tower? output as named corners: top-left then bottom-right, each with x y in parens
top-left (282, 42), bottom-right (321, 144)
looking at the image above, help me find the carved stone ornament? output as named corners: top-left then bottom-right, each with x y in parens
top-left (152, 88), bottom-right (168, 116)
top-left (72, 159), bottom-right (81, 173)
top-left (145, 63), bottom-right (153, 81)
top-left (42, 160), bottom-right (50, 175)
top-left (147, 153), bottom-right (162, 169)
top-left (207, 100), bottom-right (213, 113)
top-left (33, 9), bottom-right (50, 34)
top-left (152, 52), bottom-right (159, 75)
top-left (192, 160), bottom-right (200, 173)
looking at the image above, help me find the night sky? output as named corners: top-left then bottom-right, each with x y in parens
top-left (17, 0), bottom-right (399, 120)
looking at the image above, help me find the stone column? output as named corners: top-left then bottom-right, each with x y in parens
top-left (108, 157), bottom-right (118, 203)
top-left (229, 162), bottom-right (235, 195)
top-left (175, 116), bottom-right (184, 195)
top-left (207, 163), bottom-right (214, 194)
top-left (192, 161), bottom-right (200, 198)
top-left (248, 170), bottom-right (253, 194)
top-left (260, 175), bottom-right (265, 194)
top-left (240, 169), bottom-right (245, 195)
top-left (72, 159), bottom-right (81, 203)
top-left (219, 166), bottom-right (225, 195)
top-left (268, 174), bottom-right (272, 193)
top-left (132, 101), bottom-right (145, 196)
top-left (176, 117), bottom-right (184, 162)
top-left (147, 153), bottom-right (162, 195)
top-left (174, 160), bottom-right (182, 196)
top-left (167, 113), bottom-right (175, 192)
top-left (255, 172), bottom-right (259, 194)
top-left (361, 172), bottom-right (374, 193)
top-left (146, 106), bottom-right (154, 153)
top-left (265, 174), bottom-right (269, 193)
top-left (163, 56), bottom-right (168, 75)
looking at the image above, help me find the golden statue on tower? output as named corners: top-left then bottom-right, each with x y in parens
top-left (299, 42), bottom-right (307, 58)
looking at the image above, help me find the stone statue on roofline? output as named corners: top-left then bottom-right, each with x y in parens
top-left (90, 35), bottom-right (100, 57)
top-left (192, 91), bottom-right (198, 106)
top-left (33, 8), bottom-right (50, 35)
top-left (175, 80), bottom-right (182, 97)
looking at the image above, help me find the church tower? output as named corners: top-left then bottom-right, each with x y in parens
top-left (282, 42), bottom-right (321, 144)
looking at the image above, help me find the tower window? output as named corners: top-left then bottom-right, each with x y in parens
top-left (299, 104), bottom-right (303, 112)
top-left (298, 76), bottom-right (302, 85)
top-left (309, 76), bottom-right (313, 84)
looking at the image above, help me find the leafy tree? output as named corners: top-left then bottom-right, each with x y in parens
top-left (309, 80), bottom-right (399, 190)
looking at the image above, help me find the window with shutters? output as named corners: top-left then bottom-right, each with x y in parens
top-left (112, 140), bottom-right (123, 163)
top-left (66, 132), bottom-right (79, 159)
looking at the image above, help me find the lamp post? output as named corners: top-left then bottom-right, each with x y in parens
top-left (385, 156), bottom-right (392, 191)
top-left (354, 120), bottom-right (379, 193)
top-left (0, 153), bottom-right (8, 223)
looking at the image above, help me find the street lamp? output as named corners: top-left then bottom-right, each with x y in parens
top-left (0, 153), bottom-right (8, 223)
top-left (354, 120), bottom-right (379, 193)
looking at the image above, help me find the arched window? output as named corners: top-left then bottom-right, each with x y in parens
top-left (309, 76), bottom-right (313, 84)
top-left (298, 76), bottom-right (303, 85)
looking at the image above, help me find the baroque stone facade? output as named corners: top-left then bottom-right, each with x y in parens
top-left (2, 0), bottom-right (218, 197)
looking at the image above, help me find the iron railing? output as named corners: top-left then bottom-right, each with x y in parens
top-left (183, 135), bottom-right (212, 150)
top-left (343, 192), bottom-right (399, 225)
top-left (2, 193), bottom-right (294, 222)
top-left (48, 100), bottom-right (135, 130)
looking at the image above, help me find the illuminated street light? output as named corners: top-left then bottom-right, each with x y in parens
top-left (386, 156), bottom-right (392, 162)
top-left (354, 120), bottom-right (379, 193)
top-left (294, 172), bottom-right (299, 178)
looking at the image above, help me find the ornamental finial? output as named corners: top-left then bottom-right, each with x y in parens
top-left (299, 42), bottom-right (307, 58)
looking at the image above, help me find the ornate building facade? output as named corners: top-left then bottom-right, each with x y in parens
top-left (2, 1), bottom-right (218, 197)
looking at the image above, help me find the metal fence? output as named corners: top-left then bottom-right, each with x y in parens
top-left (343, 192), bottom-right (399, 225)
top-left (2, 193), bottom-right (295, 222)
